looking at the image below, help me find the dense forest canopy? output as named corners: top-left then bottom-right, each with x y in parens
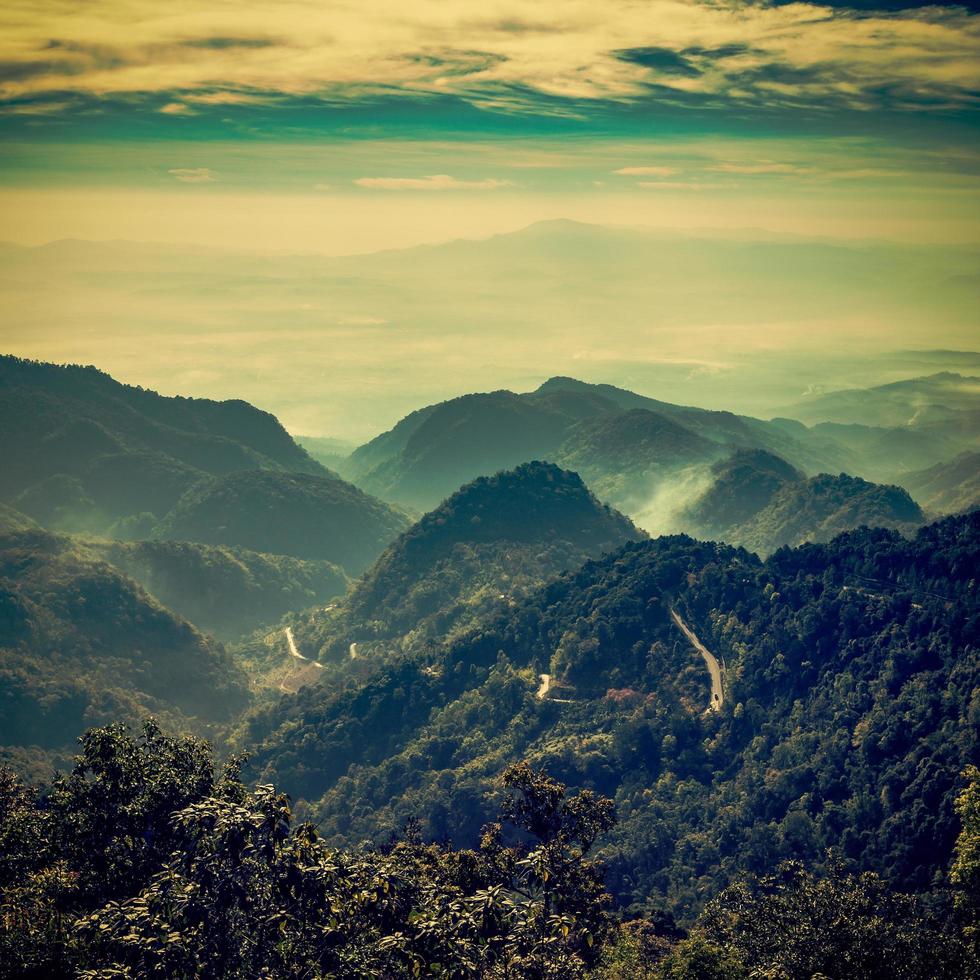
top-left (244, 513), bottom-right (979, 927)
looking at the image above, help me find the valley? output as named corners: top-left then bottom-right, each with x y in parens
top-left (4, 2), bottom-right (977, 970)
top-left (0, 354), bottom-right (977, 976)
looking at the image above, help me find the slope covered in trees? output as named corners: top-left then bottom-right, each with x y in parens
top-left (729, 472), bottom-right (925, 553)
top-left (288, 462), bottom-right (645, 663)
top-left (89, 538), bottom-right (348, 642)
top-left (153, 469), bottom-right (411, 575)
top-left (242, 513), bottom-right (978, 927)
top-left (680, 449), bottom-right (804, 537)
top-left (0, 356), bottom-right (324, 535)
top-left (683, 453), bottom-right (927, 554)
top-left (1, 723), bottom-right (972, 978)
top-left (0, 529), bottom-right (250, 772)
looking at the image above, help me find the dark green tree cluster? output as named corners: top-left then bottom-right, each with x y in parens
top-left (0, 723), bottom-right (617, 979)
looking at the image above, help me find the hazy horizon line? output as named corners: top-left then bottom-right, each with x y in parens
top-left (4, 216), bottom-right (980, 258)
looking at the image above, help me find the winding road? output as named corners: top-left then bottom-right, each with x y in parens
top-left (283, 627), bottom-right (323, 669)
top-left (670, 609), bottom-right (723, 713)
top-left (285, 627), bottom-right (307, 661)
top-left (535, 672), bottom-right (574, 704)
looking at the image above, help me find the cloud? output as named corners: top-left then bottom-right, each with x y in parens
top-left (613, 46), bottom-right (701, 77)
top-left (160, 102), bottom-right (193, 115)
top-left (614, 166), bottom-right (680, 176)
top-left (182, 91), bottom-right (266, 106)
top-left (636, 180), bottom-right (738, 190)
top-left (0, 0), bottom-right (976, 120)
top-left (180, 37), bottom-right (276, 50)
top-left (354, 174), bottom-right (513, 190)
top-left (168, 167), bottom-right (216, 183)
top-left (710, 162), bottom-right (812, 175)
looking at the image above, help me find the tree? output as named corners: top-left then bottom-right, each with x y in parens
top-left (0, 724), bottom-right (621, 978)
top-left (694, 858), bottom-right (967, 979)
top-left (951, 765), bottom-right (980, 958)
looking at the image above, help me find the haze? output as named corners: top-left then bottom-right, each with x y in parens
top-left (1, 0), bottom-right (978, 439)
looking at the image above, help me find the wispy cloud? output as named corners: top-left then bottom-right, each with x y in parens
top-left (354, 175), bottom-right (513, 190)
top-left (614, 166), bottom-right (680, 176)
top-left (636, 180), bottom-right (738, 190)
top-left (168, 167), bottom-right (216, 183)
top-left (710, 162), bottom-right (813, 176)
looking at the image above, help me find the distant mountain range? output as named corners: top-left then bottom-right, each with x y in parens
top-left (4, 223), bottom-right (977, 437)
top-left (343, 376), bottom-right (855, 514)
top-left (336, 373), bottom-right (973, 553)
top-left (782, 372), bottom-right (980, 428)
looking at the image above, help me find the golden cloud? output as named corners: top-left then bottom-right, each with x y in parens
top-left (0, 1), bottom-right (975, 114)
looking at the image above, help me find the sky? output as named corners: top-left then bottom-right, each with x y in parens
top-left (0, 1), bottom-right (978, 437)
top-left (1, 0), bottom-right (978, 251)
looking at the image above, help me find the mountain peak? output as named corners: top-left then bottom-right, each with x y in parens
top-left (416, 460), bottom-right (641, 547)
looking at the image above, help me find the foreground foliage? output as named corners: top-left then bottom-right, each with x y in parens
top-left (0, 723), bottom-right (615, 979)
top-left (1, 722), bottom-right (975, 978)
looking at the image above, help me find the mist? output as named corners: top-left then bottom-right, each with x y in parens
top-left (0, 221), bottom-right (977, 441)
top-left (632, 463), bottom-right (716, 538)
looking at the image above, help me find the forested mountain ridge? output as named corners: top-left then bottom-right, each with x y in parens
top-left (681, 448), bottom-right (804, 536)
top-left (242, 512), bottom-right (978, 926)
top-left (345, 377), bottom-right (855, 513)
top-left (153, 469), bottom-right (411, 575)
top-left (0, 528), bottom-right (250, 774)
top-left (682, 453), bottom-right (926, 554)
top-left (0, 356), bottom-right (324, 535)
top-left (286, 462), bottom-right (646, 663)
top-left (729, 471), bottom-right (925, 553)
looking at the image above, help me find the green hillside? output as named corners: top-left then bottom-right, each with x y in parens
top-left (242, 513), bottom-right (978, 927)
top-left (291, 462), bottom-right (645, 662)
top-left (901, 451), bottom-right (980, 516)
top-left (0, 528), bottom-right (250, 767)
top-left (682, 451), bottom-right (926, 554)
top-left (153, 469), bottom-right (411, 575)
top-left (731, 472), bottom-right (925, 554)
top-left (88, 538), bottom-right (349, 642)
top-left (0, 356), bottom-right (324, 534)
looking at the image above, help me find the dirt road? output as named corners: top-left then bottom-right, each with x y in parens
top-left (670, 609), bottom-right (723, 712)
